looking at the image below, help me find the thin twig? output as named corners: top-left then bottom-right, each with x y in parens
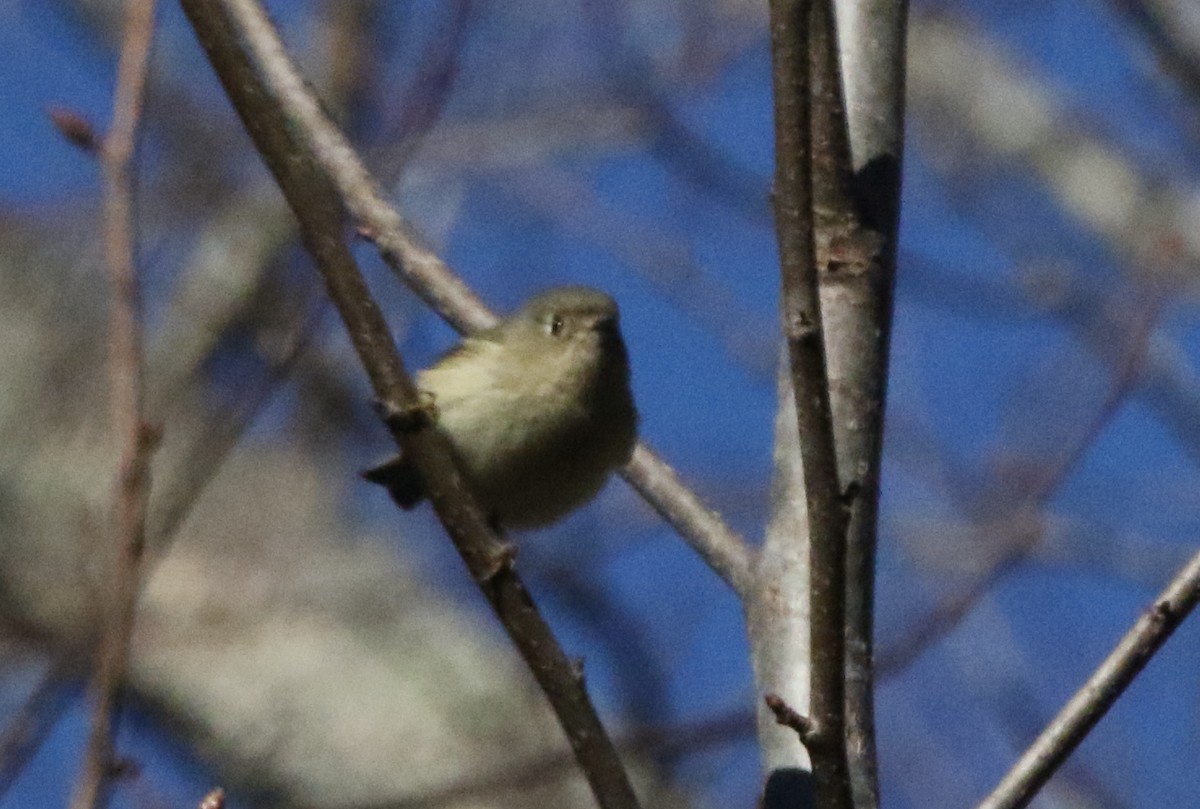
top-left (70, 2), bottom-right (159, 808)
top-left (623, 446), bottom-right (754, 594)
top-left (48, 106), bottom-right (102, 153)
top-left (178, 3), bottom-right (642, 807)
top-left (767, 0), bottom-right (851, 807)
top-left (174, 0), bottom-right (753, 597)
top-left (977, 547), bottom-right (1200, 809)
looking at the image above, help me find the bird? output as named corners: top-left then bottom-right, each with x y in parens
top-left (364, 286), bottom-right (638, 529)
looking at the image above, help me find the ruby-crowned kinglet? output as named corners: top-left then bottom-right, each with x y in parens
top-left (364, 286), bottom-right (638, 529)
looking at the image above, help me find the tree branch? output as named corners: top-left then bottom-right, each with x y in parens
top-left (178, 2), bottom-right (642, 807)
top-left (70, 2), bottom-right (160, 807)
top-left (623, 446), bottom-right (755, 594)
top-left (809, 0), bottom-right (906, 804)
top-left (977, 546), bottom-right (1200, 809)
top-left (172, 0), bottom-right (753, 596)
top-left (767, 0), bottom-right (851, 806)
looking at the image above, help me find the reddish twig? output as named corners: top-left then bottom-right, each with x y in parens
top-left (764, 693), bottom-right (818, 749)
top-left (69, 2), bottom-right (160, 808)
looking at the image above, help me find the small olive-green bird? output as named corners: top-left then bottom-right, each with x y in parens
top-left (364, 286), bottom-right (638, 529)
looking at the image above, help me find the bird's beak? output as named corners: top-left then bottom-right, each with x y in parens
top-left (591, 313), bottom-right (619, 333)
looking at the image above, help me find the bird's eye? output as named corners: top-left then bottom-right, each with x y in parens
top-left (548, 314), bottom-right (565, 336)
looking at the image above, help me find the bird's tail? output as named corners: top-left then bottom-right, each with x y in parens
top-left (362, 455), bottom-right (425, 509)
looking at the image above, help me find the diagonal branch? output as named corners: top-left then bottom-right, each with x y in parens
top-left (179, 2), bottom-right (642, 807)
top-left (976, 546), bottom-right (1200, 809)
top-left (172, 0), bottom-right (753, 597)
top-left (623, 446), bottom-right (755, 595)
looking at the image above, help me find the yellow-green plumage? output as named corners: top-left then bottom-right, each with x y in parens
top-left (365, 287), bottom-right (637, 529)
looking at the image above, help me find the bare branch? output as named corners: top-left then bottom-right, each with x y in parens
top-left (747, 364), bottom-right (813, 786)
top-left (624, 446), bottom-right (754, 594)
top-left (977, 547), bottom-right (1200, 809)
top-left (70, 2), bottom-right (160, 808)
top-left (767, 0), bottom-right (851, 805)
top-left (810, 0), bottom-right (906, 802)
top-left (178, 3), bottom-right (642, 807)
top-left (176, 0), bottom-right (752, 597)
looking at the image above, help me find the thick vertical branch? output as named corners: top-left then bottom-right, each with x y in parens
top-left (768, 0), bottom-right (851, 806)
top-left (71, 2), bottom-right (160, 808)
top-left (810, 1), bottom-right (906, 806)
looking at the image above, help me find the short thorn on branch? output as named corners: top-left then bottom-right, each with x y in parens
top-left (764, 693), bottom-right (820, 749)
top-left (373, 394), bottom-right (438, 434)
